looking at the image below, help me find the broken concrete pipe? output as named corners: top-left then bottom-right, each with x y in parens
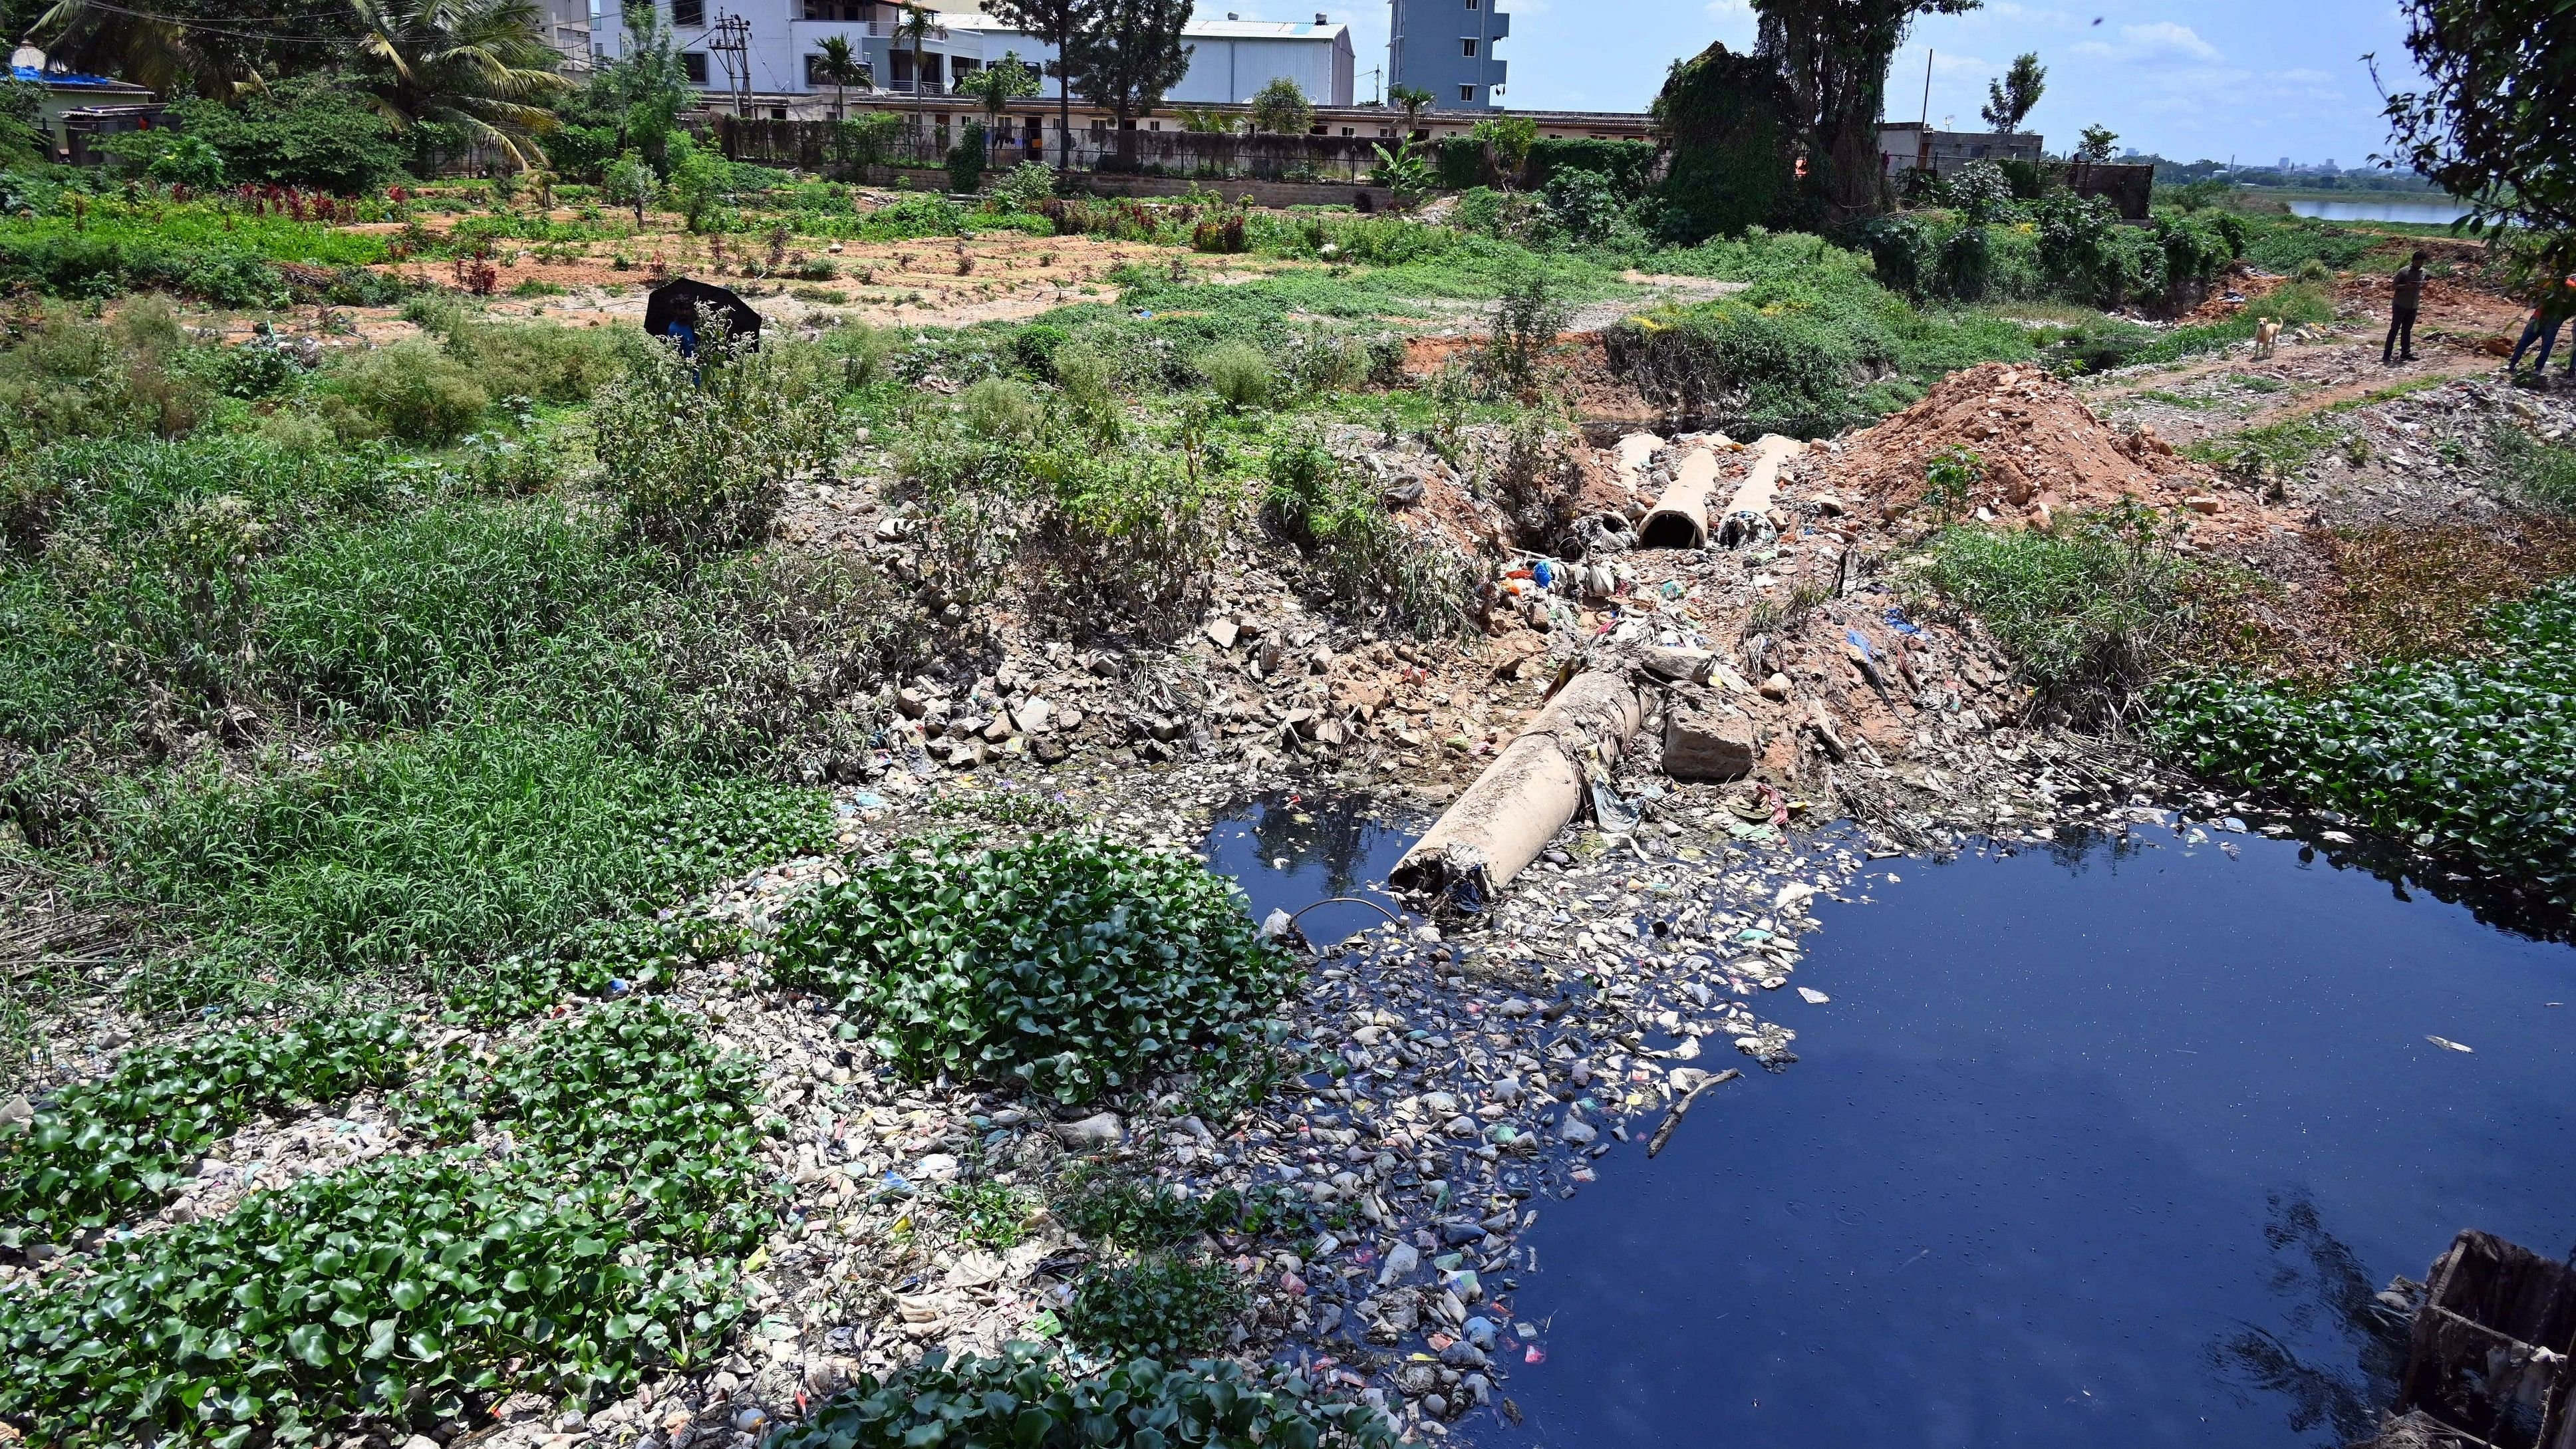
top-left (1389, 667), bottom-right (1646, 910)
top-left (1638, 435), bottom-right (1808, 551)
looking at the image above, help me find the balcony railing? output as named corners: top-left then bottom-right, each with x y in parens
top-left (790, 17), bottom-right (950, 39)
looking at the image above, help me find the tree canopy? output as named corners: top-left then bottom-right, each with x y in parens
top-left (984, 0), bottom-right (1098, 166)
top-left (1981, 52), bottom-right (2044, 132)
top-left (1068, 0), bottom-right (1193, 143)
top-left (2376, 0), bottom-right (2576, 243)
top-left (1751, 0), bottom-right (1982, 217)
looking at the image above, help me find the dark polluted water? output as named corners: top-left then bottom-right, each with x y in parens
top-left (1486, 826), bottom-right (2576, 1449)
top-left (1202, 791), bottom-right (1419, 946)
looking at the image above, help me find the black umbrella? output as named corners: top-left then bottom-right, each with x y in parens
top-left (643, 277), bottom-right (764, 356)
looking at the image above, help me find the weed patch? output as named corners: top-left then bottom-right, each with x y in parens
top-left (767, 833), bottom-right (1295, 1105)
top-left (1912, 505), bottom-right (2210, 723)
top-left (85, 723), bottom-right (829, 1006)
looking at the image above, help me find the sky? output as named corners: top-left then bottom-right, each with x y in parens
top-left (1254, 0), bottom-right (2430, 168)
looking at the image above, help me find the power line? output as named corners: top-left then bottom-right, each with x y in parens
top-left (34, 0), bottom-right (349, 45)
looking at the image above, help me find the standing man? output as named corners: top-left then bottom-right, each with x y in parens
top-left (2384, 250), bottom-right (2428, 365)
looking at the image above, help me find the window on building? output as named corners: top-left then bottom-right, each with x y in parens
top-left (1461, 39), bottom-right (1477, 57)
top-left (1148, 119), bottom-right (1161, 130)
top-left (770, 106), bottom-right (787, 119)
top-left (680, 50), bottom-right (709, 82)
top-left (670, 0), bottom-right (703, 25)
top-left (1340, 126), bottom-right (1354, 136)
top-left (1464, 0), bottom-right (1478, 8)
top-left (1458, 84), bottom-right (1475, 101)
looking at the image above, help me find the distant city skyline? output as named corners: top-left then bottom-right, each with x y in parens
top-left (1259, 0), bottom-right (2426, 167)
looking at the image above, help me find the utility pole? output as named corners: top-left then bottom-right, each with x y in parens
top-left (1920, 49), bottom-right (1932, 128)
top-left (709, 13), bottom-right (754, 116)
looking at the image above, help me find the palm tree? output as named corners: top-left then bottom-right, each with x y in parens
top-left (1389, 83), bottom-right (1433, 136)
top-left (815, 33), bottom-right (870, 120)
top-left (895, 2), bottom-right (936, 143)
top-left (347, 0), bottom-right (569, 169)
top-left (956, 51), bottom-right (1037, 154)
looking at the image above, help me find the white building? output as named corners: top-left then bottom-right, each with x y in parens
top-left (592, 0), bottom-right (1354, 116)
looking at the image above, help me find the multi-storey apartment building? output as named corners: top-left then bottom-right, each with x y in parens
top-left (1386, 0), bottom-right (1506, 110)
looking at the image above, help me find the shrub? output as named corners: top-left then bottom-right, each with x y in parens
top-left (1481, 271), bottom-right (1572, 392)
top-left (590, 331), bottom-right (836, 555)
top-left (775, 1347), bottom-right (1398, 1449)
top-left (1050, 343), bottom-right (1124, 442)
top-left (993, 160), bottom-right (1057, 209)
top-left (2156, 581), bottom-right (2576, 904)
top-left (439, 319), bottom-right (636, 404)
top-left (1195, 339), bottom-right (1273, 411)
top-left (0, 303), bottom-right (212, 448)
top-left (947, 120), bottom-right (988, 194)
top-left (1264, 429), bottom-right (1479, 637)
top-left (1604, 295), bottom-right (1888, 438)
top-left (170, 77), bottom-right (408, 192)
top-left (1941, 161), bottom-right (2016, 223)
top-left (1540, 167), bottom-right (1631, 244)
top-left (767, 833), bottom-right (1296, 1103)
top-left (328, 338), bottom-right (490, 446)
top-left (1061, 1256), bottom-right (1250, 1361)
top-left (960, 374), bottom-right (1043, 440)
top-left (1032, 443), bottom-right (1240, 636)
top-left (1914, 503), bottom-right (2204, 722)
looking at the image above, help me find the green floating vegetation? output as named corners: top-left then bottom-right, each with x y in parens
top-left (1051, 1164), bottom-right (1325, 1253)
top-left (0, 1013), bottom-right (414, 1244)
top-left (1060, 1256), bottom-right (1250, 1363)
top-left (2155, 581), bottom-right (2576, 904)
top-left (767, 833), bottom-right (1296, 1105)
top-left (0, 1000), bottom-right (770, 1447)
top-left (773, 1347), bottom-right (1397, 1449)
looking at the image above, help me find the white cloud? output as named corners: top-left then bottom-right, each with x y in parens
top-left (2120, 21), bottom-right (2221, 61)
top-left (1705, 0), bottom-right (1750, 16)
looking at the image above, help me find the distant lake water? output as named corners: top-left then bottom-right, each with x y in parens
top-left (2289, 198), bottom-right (2471, 224)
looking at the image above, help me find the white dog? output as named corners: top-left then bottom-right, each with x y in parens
top-left (2253, 317), bottom-right (2283, 359)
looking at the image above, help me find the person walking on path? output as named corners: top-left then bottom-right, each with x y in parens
top-left (2384, 251), bottom-right (2428, 365)
top-left (2509, 272), bottom-right (2576, 380)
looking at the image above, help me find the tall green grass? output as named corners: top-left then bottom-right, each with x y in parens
top-left (90, 722), bottom-right (829, 1005)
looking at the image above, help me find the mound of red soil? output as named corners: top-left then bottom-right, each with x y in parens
top-left (1814, 362), bottom-right (2212, 524)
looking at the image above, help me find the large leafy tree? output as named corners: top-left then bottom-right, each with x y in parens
top-left (1067, 0), bottom-right (1192, 164)
top-left (1652, 41), bottom-right (1798, 240)
top-left (1751, 0), bottom-right (1982, 218)
top-left (2376, 0), bottom-right (2576, 243)
top-left (1981, 51), bottom-right (2044, 132)
top-left (28, 0), bottom-right (357, 98)
top-left (348, 0), bottom-right (569, 168)
top-left (984, 0), bottom-right (1098, 169)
